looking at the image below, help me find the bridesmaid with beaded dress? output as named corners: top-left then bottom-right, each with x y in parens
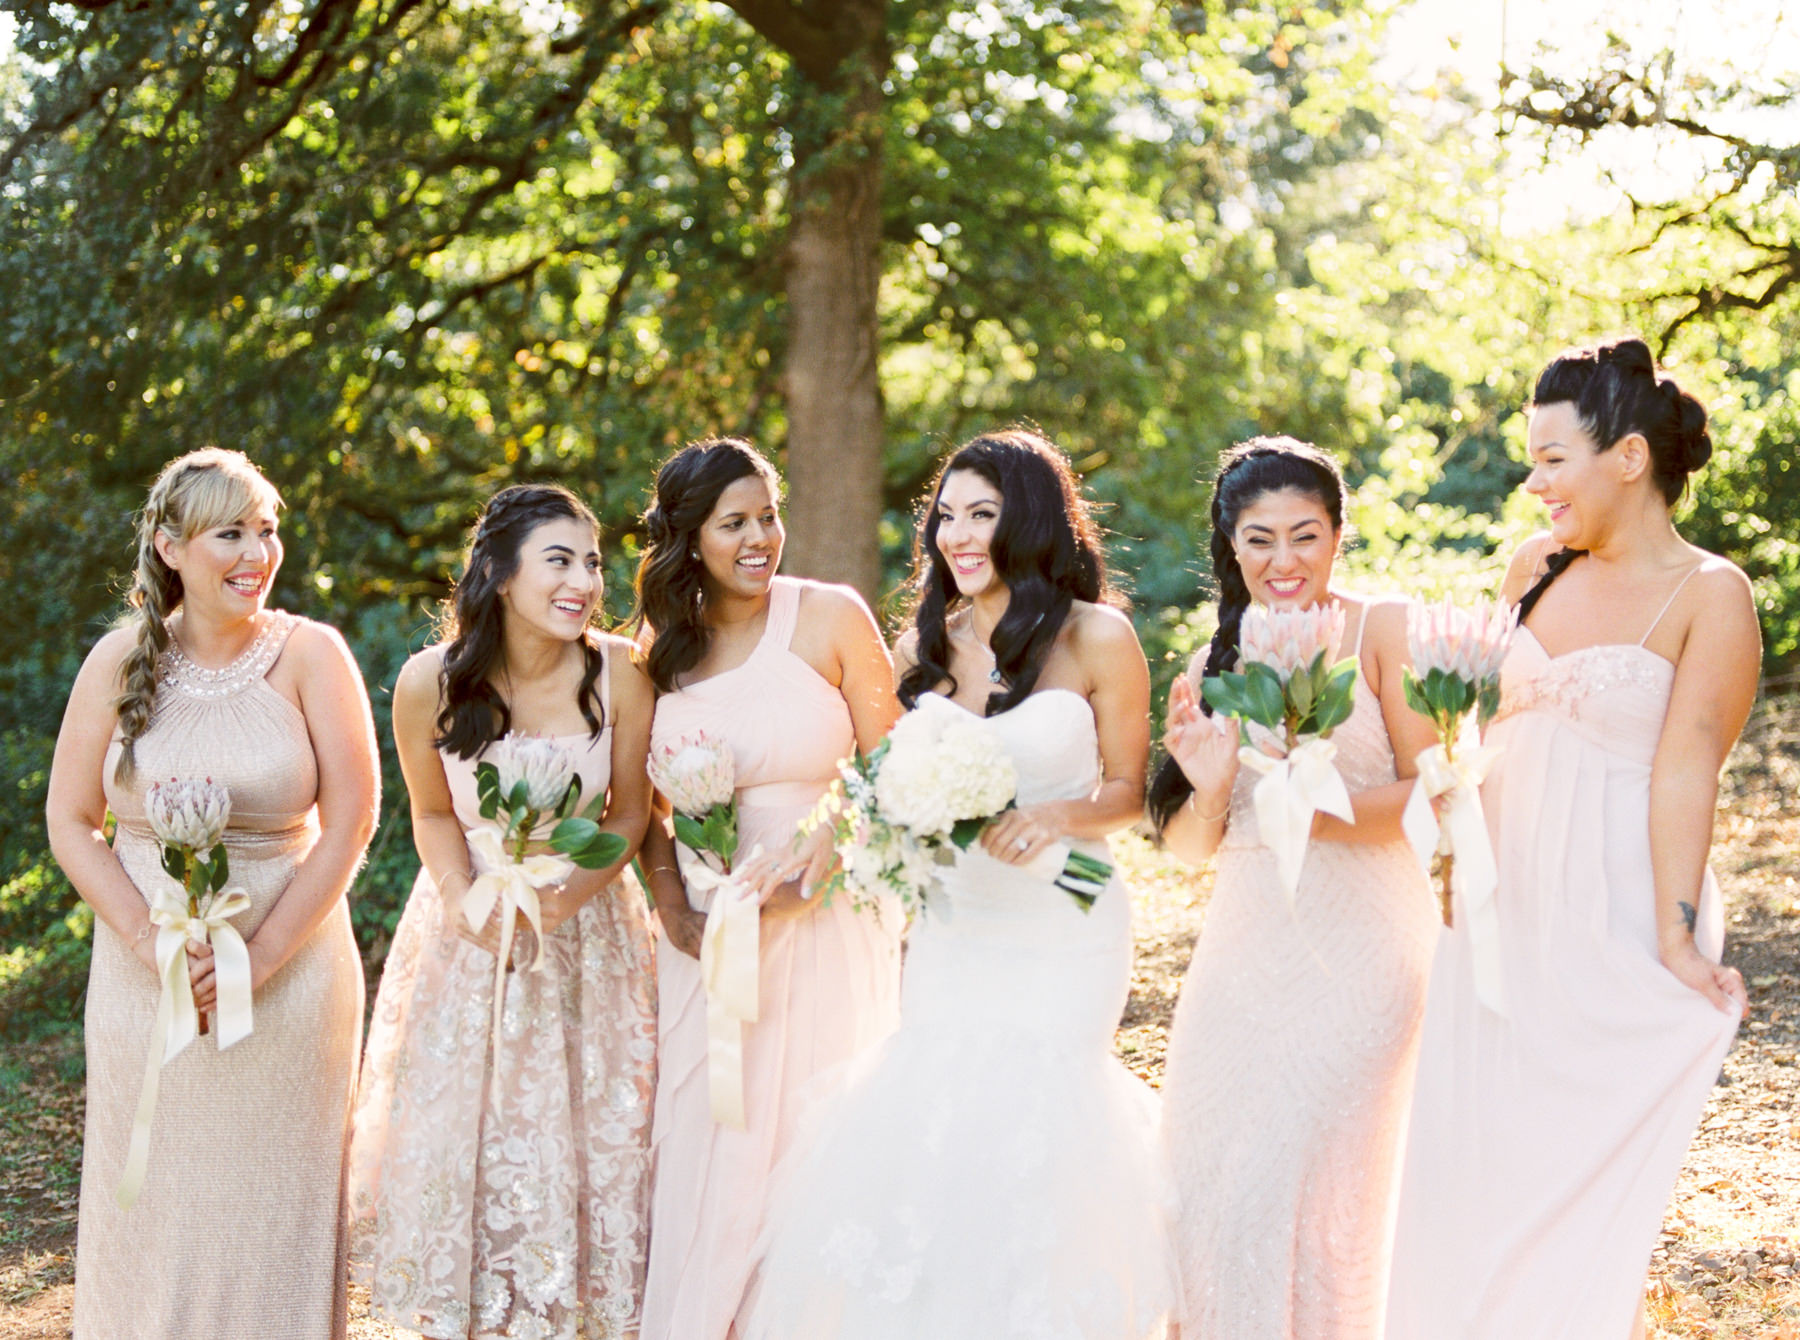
top-left (633, 439), bottom-right (903, 1340)
top-left (47, 449), bottom-right (378, 1339)
top-left (1387, 340), bottom-right (1754, 1340)
top-left (350, 485), bottom-right (658, 1340)
top-left (1153, 438), bottom-right (1440, 1339)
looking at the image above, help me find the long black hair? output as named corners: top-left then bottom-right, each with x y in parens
top-left (897, 428), bottom-right (1117, 715)
top-left (1147, 436), bottom-right (1349, 833)
top-left (630, 437), bottom-right (782, 694)
top-left (436, 484), bottom-right (606, 759)
top-left (1514, 335), bottom-right (1713, 617)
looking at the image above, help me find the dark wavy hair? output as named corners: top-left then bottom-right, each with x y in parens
top-left (896, 428), bottom-right (1116, 715)
top-left (1514, 336), bottom-right (1714, 617)
top-left (1147, 436), bottom-right (1349, 833)
top-left (631, 437), bottom-right (782, 694)
top-left (435, 484), bottom-right (606, 760)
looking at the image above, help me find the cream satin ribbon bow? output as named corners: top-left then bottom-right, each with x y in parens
top-left (116, 884), bottom-right (254, 1209)
top-left (675, 844), bottom-right (761, 1131)
top-left (463, 824), bottom-right (571, 1099)
top-left (1238, 735), bottom-right (1355, 905)
top-left (1402, 742), bottom-right (1507, 1015)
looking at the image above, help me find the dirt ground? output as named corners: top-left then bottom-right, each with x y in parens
top-left (4, 713), bottom-right (1796, 1339)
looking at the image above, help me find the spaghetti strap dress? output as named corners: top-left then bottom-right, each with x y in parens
top-left (1387, 570), bottom-right (1741, 1339)
top-left (349, 651), bottom-right (657, 1340)
top-left (79, 611), bottom-right (364, 1340)
top-left (639, 575), bottom-right (903, 1340)
top-left (1162, 604), bottom-right (1439, 1338)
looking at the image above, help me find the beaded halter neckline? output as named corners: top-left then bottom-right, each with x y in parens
top-left (162, 611), bottom-right (294, 699)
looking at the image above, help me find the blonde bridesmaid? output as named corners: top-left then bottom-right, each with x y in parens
top-left (634, 438), bottom-right (903, 1340)
top-left (48, 449), bottom-right (377, 1339)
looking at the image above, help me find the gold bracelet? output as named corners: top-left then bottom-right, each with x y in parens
top-left (1189, 793), bottom-right (1230, 824)
top-left (646, 865), bottom-right (677, 877)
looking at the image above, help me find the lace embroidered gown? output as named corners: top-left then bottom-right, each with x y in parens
top-left (1162, 622), bottom-right (1439, 1339)
top-left (640, 577), bottom-right (903, 1340)
top-left (349, 654), bottom-right (657, 1340)
top-left (78, 612), bottom-right (364, 1340)
top-left (741, 689), bottom-right (1175, 1340)
top-left (1386, 622), bottom-right (1742, 1340)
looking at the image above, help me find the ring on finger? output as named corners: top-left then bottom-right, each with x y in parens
top-left (1015, 836), bottom-right (1029, 852)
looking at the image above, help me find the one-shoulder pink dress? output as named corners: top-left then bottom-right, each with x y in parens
top-left (1386, 600), bottom-right (1742, 1339)
top-left (639, 576), bottom-right (903, 1340)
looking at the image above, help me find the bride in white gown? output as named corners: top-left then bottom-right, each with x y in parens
top-left (743, 429), bottom-right (1175, 1340)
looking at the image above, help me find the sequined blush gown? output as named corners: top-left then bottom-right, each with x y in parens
top-left (1386, 586), bottom-right (1742, 1340)
top-left (741, 688), bottom-right (1175, 1340)
top-left (1162, 610), bottom-right (1439, 1339)
top-left (349, 653), bottom-right (657, 1340)
top-left (639, 576), bottom-right (902, 1340)
top-left (78, 611), bottom-right (364, 1340)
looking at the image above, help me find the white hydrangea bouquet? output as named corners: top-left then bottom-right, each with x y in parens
top-left (1400, 598), bottom-right (1518, 1013)
top-left (826, 696), bottom-right (1112, 916)
top-left (645, 731), bottom-right (759, 1129)
top-left (466, 734), bottom-right (626, 1089)
top-left (1200, 603), bottom-right (1359, 902)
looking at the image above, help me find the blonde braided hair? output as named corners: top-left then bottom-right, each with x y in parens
top-left (113, 449), bottom-right (283, 783)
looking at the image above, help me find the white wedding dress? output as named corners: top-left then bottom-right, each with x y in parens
top-left (742, 689), bottom-right (1175, 1340)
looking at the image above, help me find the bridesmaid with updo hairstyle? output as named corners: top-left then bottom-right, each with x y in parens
top-left (47, 448), bottom-right (377, 1338)
top-left (350, 483), bottom-right (657, 1339)
top-left (1150, 436), bottom-right (1440, 1338)
top-left (633, 438), bottom-right (903, 1340)
top-left (1388, 338), bottom-right (1757, 1340)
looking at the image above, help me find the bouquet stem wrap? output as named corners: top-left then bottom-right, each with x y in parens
top-left (116, 885), bottom-right (254, 1209)
top-left (1402, 742), bottom-right (1506, 1015)
top-left (675, 844), bottom-right (760, 1130)
top-left (1238, 737), bottom-right (1355, 905)
top-left (463, 823), bottom-right (569, 1101)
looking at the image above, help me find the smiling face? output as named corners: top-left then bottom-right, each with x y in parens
top-left (156, 505), bottom-right (284, 621)
top-left (1231, 488), bottom-right (1340, 610)
top-left (696, 473), bottom-right (783, 603)
top-left (933, 468), bottom-right (1005, 600)
top-left (1525, 400), bottom-right (1632, 548)
top-left (498, 516), bottom-right (602, 640)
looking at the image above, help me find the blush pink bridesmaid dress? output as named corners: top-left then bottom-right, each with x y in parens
top-left (639, 576), bottom-right (902, 1340)
top-left (1386, 581), bottom-right (1742, 1340)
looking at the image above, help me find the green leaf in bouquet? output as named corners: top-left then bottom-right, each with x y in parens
top-left (475, 762), bottom-right (502, 821)
top-left (1287, 658), bottom-right (1316, 717)
top-left (207, 844), bottom-right (229, 892)
top-left (1242, 662), bottom-right (1287, 729)
top-left (1310, 657), bottom-right (1360, 734)
top-left (160, 846), bottom-right (188, 885)
top-left (508, 801), bottom-right (531, 835)
top-left (1403, 671), bottom-right (1433, 721)
top-left (550, 817), bottom-right (628, 870)
top-left (1200, 671), bottom-right (1249, 719)
top-left (1477, 678), bottom-right (1502, 727)
top-left (506, 778), bottom-right (531, 813)
top-left (949, 816), bottom-right (987, 851)
top-left (703, 804), bottom-right (739, 866)
top-left (555, 775), bottom-right (581, 821)
top-left (672, 813), bottom-right (709, 853)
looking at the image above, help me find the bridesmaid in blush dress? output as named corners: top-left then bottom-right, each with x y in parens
top-left (47, 449), bottom-right (378, 1339)
top-left (350, 485), bottom-right (657, 1339)
top-left (1387, 339), bottom-right (1754, 1340)
top-left (632, 439), bottom-right (903, 1340)
top-left (1152, 437), bottom-right (1440, 1339)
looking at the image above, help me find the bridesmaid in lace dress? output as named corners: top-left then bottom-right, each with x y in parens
top-left (349, 484), bottom-right (658, 1339)
top-left (1387, 339), bottom-right (1754, 1340)
top-left (47, 449), bottom-right (378, 1339)
top-left (1151, 437), bottom-right (1440, 1339)
top-left (633, 438), bottom-right (903, 1340)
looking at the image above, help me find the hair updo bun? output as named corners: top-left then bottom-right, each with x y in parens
top-left (1531, 335), bottom-right (1712, 505)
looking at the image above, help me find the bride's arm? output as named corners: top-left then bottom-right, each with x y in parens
top-left (980, 605), bottom-right (1149, 866)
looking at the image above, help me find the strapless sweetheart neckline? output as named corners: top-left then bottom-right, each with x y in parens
top-left (922, 685), bottom-right (1095, 721)
top-left (1515, 625), bottom-right (1675, 672)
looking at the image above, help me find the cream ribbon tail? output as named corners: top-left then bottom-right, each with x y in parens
top-left (1238, 736), bottom-right (1355, 907)
top-left (678, 845), bottom-right (761, 1131)
top-left (116, 885), bottom-right (254, 1209)
top-left (1402, 742), bottom-right (1507, 1015)
top-left (463, 824), bottom-right (570, 1101)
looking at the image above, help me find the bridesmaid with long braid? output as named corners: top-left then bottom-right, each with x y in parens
top-left (1152, 437), bottom-right (1439, 1338)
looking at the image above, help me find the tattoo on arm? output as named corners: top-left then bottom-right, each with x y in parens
top-left (1679, 900), bottom-right (1698, 935)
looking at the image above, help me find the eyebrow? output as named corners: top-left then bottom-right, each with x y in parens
top-left (540, 543), bottom-right (580, 556)
top-left (1240, 521), bottom-right (1320, 535)
top-left (939, 496), bottom-right (1001, 510)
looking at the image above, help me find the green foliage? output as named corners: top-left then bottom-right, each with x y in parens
top-left (1202, 650), bottom-right (1358, 747)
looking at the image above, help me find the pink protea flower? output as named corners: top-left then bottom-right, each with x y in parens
top-left (144, 777), bottom-right (231, 851)
top-left (1240, 602), bottom-right (1346, 680)
top-left (1407, 598), bottom-right (1517, 683)
top-left (648, 731), bottom-right (737, 816)
top-left (488, 732), bottom-right (580, 813)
